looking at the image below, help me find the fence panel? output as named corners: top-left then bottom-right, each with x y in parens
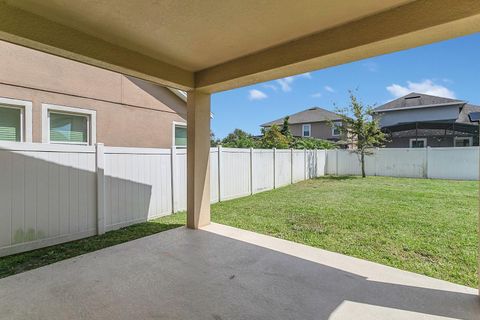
top-left (275, 150), bottom-right (292, 187)
top-left (292, 150), bottom-right (305, 182)
top-left (0, 143), bottom-right (96, 257)
top-left (252, 149), bottom-right (274, 193)
top-left (325, 150), bottom-right (337, 175)
top-left (104, 147), bottom-right (173, 231)
top-left (374, 148), bottom-right (426, 178)
top-left (221, 148), bottom-right (251, 200)
top-left (315, 150), bottom-right (327, 177)
top-left (428, 147), bottom-right (479, 180)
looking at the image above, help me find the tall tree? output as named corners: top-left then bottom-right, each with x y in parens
top-left (221, 129), bottom-right (258, 148)
top-left (260, 125), bottom-right (290, 149)
top-left (335, 92), bottom-right (388, 177)
top-left (280, 116), bottom-right (293, 141)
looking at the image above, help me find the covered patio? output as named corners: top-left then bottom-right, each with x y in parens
top-left (0, 224), bottom-right (478, 319)
top-left (0, 0), bottom-right (479, 317)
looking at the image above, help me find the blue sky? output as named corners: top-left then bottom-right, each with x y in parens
top-left (211, 33), bottom-right (480, 139)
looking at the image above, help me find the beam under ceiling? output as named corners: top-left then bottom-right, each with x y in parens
top-left (196, 0), bottom-right (480, 93)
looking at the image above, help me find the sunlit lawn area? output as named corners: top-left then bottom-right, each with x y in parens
top-left (1, 176), bottom-right (477, 287)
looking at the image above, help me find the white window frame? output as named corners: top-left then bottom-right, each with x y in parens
top-left (42, 104), bottom-right (96, 145)
top-left (0, 97), bottom-right (32, 142)
top-left (409, 138), bottom-right (427, 148)
top-left (172, 121), bottom-right (187, 147)
top-left (454, 136), bottom-right (473, 147)
top-left (332, 121), bottom-right (342, 136)
top-left (302, 124), bottom-right (311, 137)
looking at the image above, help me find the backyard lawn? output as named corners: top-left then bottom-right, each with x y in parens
top-left (1, 176), bottom-right (477, 288)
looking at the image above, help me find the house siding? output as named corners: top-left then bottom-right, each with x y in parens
top-left (0, 40), bottom-right (186, 148)
top-left (288, 122), bottom-right (340, 140)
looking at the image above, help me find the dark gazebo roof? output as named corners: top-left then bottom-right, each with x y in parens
top-left (381, 120), bottom-right (479, 134)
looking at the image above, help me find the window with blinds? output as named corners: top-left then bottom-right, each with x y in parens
top-left (0, 106), bottom-right (21, 141)
top-left (49, 112), bottom-right (88, 143)
top-left (175, 125), bottom-right (187, 147)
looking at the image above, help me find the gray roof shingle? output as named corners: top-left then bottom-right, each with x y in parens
top-left (374, 92), bottom-right (464, 112)
top-left (374, 92), bottom-right (480, 124)
top-left (261, 107), bottom-right (341, 127)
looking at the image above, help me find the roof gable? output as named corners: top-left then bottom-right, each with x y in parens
top-left (261, 107), bottom-right (341, 127)
top-left (374, 92), bottom-right (464, 112)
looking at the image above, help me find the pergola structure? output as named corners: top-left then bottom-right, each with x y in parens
top-left (0, 0), bottom-right (479, 292)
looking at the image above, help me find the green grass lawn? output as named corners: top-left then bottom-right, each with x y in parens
top-left (1, 176), bottom-right (478, 287)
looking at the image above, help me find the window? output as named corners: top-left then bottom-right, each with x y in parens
top-left (0, 98), bottom-right (32, 142)
top-left (173, 122), bottom-right (187, 147)
top-left (332, 121), bottom-right (342, 136)
top-left (302, 124), bottom-right (311, 137)
top-left (50, 112), bottom-right (88, 143)
top-left (42, 104), bottom-right (96, 145)
top-left (409, 138), bottom-right (426, 148)
top-left (454, 137), bottom-right (472, 147)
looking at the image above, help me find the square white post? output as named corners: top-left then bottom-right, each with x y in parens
top-left (95, 143), bottom-right (105, 235)
top-left (186, 90), bottom-right (211, 229)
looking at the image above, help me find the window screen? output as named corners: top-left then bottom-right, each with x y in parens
top-left (175, 125), bottom-right (187, 146)
top-left (50, 112), bottom-right (88, 143)
top-left (0, 106), bottom-right (21, 141)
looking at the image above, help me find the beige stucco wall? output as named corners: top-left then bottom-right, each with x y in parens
top-left (0, 40), bottom-right (186, 148)
top-left (289, 122), bottom-right (339, 140)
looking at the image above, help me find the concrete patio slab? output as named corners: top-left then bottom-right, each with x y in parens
top-left (0, 223), bottom-right (478, 320)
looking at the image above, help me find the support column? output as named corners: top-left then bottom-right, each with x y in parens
top-left (187, 90), bottom-right (211, 229)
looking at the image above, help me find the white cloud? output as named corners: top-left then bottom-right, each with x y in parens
top-left (362, 61), bottom-right (378, 72)
top-left (311, 92), bottom-right (322, 98)
top-left (248, 89), bottom-right (268, 100)
top-left (299, 72), bottom-right (312, 79)
top-left (324, 85), bottom-right (335, 93)
top-left (275, 73), bottom-right (312, 92)
top-left (276, 77), bottom-right (295, 92)
top-left (263, 84), bottom-right (278, 91)
top-left (386, 79), bottom-right (455, 99)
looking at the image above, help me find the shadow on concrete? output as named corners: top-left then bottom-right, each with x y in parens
top-left (0, 225), bottom-right (477, 319)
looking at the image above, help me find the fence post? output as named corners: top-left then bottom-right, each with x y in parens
top-left (304, 149), bottom-right (307, 180)
top-left (171, 146), bottom-right (177, 213)
top-left (96, 143), bottom-right (106, 235)
top-left (250, 147), bottom-right (254, 195)
top-left (273, 148), bottom-right (277, 189)
top-left (335, 149), bottom-right (339, 176)
top-left (290, 148), bottom-right (294, 184)
top-left (425, 146), bottom-right (430, 179)
top-left (218, 145), bottom-right (222, 201)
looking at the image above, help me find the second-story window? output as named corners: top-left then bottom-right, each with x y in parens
top-left (332, 121), bottom-right (342, 136)
top-left (302, 124), bottom-right (311, 137)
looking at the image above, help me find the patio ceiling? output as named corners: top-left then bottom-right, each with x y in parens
top-left (1, 0), bottom-right (479, 92)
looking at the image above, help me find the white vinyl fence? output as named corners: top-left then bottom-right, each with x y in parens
top-left (1, 142), bottom-right (477, 257)
top-left (326, 147), bottom-right (479, 180)
top-left (0, 142), bottom-right (326, 257)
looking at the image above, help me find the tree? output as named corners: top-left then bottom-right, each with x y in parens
top-left (280, 116), bottom-right (293, 141)
top-left (334, 91), bottom-right (388, 177)
top-left (291, 137), bottom-right (336, 150)
top-left (260, 124), bottom-right (290, 149)
top-left (221, 129), bottom-right (258, 148)
top-left (210, 131), bottom-right (221, 147)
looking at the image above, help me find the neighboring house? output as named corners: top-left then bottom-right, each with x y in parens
top-left (260, 107), bottom-right (344, 142)
top-left (373, 93), bottom-right (480, 148)
top-left (0, 40), bottom-right (187, 148)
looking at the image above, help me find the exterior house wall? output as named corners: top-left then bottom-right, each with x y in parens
top-left (289, 122), bottom-right (340, 140)
top-left (376, 105), bottom-right (460, 127)
top-left (0, 41), bottom-right (186, 148)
